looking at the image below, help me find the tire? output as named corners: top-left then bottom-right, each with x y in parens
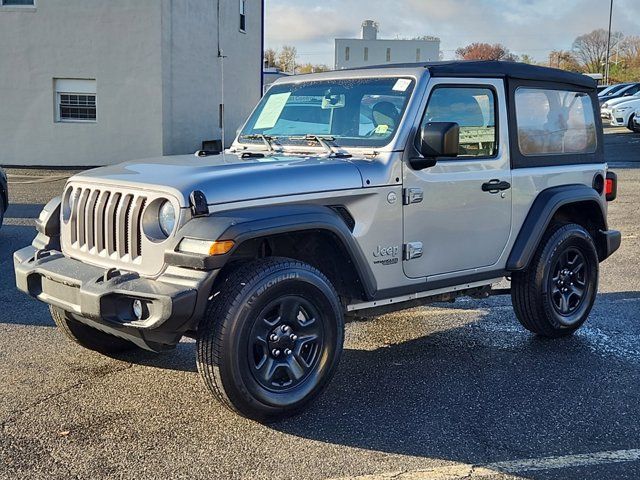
top-left (50, 306), bottom-right (138, 354)
top-left (511, 223), bottom-right (599, 338)
top-left (627, 114), bottom-right (637, 132)
top-left (197, 258), bottom-right (344, 422)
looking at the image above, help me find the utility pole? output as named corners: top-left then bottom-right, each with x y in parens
top-left (605, 0), bottom-right (614, 85)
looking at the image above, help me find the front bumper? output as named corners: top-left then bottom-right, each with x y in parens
top-left (14, 246), bottom-right (217, 351)
top-left (610, 113), bottom-right (630, 126)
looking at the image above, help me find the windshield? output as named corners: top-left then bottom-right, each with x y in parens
top-left (238, 77), bottom-right (415, 149)
top-left (600, 84), bottom-right (630, 97)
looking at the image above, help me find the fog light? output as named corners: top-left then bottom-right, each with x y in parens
top-left (132, 299), bottom-right (144, 320)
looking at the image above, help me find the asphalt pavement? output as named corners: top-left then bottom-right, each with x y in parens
top-left (1, 129), bottom-right (639, 480)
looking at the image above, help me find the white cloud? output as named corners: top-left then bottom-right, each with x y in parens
top-left (265, 0), bottom-right (640, 65)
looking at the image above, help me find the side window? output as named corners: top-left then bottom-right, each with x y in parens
top-left (515, 88), bottom-right (597, 156)
top-left (625, 85), bottom-right (640, 96)
top-left (420, 86), bottom-right (497, 158)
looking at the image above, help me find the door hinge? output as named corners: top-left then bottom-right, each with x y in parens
top-left (403, 242), bottom-right (424, 261)
top-left (403, 188), bottom-right (424, 205)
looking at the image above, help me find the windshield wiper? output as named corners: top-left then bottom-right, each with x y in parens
top-left (242, 134), bottom-right (281, 152)
top-left (289, 135), bottom-right (352, 158)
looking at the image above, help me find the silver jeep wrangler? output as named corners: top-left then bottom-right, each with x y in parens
top-left (15, 61), bottom-right (621, 421)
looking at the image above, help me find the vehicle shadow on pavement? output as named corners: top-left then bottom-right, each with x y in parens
top-left (268, 293), bottom-right (640, 468)
top-left (4, 203), bottom-right (46, 219)
top-left (116, 341), bottom-right (199, 373)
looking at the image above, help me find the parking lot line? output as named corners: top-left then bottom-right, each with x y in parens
top-left (339, 448), bottom-right (640, 479)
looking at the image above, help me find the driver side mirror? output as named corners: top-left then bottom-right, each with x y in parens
top-left (410, 122), bottom-right (460, 170)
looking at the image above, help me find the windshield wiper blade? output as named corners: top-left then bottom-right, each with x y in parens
top-left (290, 134), bottom-right (352, 158)
top-left (242, 134), bottom-right (280, 152)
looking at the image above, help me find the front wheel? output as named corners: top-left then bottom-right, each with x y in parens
top-left (196, 258), bottom-right (344, 422)
top-left (511, 223), bottom-right (599, 337)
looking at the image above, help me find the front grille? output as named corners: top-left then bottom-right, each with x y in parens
top-left (67, 186), bottom-right (147, 261)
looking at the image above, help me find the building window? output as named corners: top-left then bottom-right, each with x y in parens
top-left (239, 0), bottom-right (246, 32)
top-left (386, 48), bottom-right (391, 62)
top-left (364, 47), bottom-right (369, 61)
top-left (416, 48), bottom-right (421, 62)
top-left (345, 47), bottom-right (350, 62)
top-left (55, 79), bottom-right (96, 123)
top-left (1, 0), bottom-right (35, 5)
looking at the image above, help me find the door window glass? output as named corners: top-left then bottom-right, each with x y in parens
top-left (421, 86), bottom-right (497, 157)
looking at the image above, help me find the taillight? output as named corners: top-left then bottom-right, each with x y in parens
top-left (606, 171), bottom-right (618, 202)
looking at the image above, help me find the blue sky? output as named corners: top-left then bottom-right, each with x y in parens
top-left (265, 0), bottom-right (640, 66)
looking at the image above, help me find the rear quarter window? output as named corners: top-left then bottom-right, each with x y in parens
top-left (515, 88), bottom-right (597, 157)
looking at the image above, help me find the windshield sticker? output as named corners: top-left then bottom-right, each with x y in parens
top-left (374, 124), bottom-right (390, 134)
top-left (254, 92), bottom-right (292, 129)
top-left (392, 78), bottom-right (412, 92)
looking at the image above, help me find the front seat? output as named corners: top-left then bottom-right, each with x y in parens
top-left (370, 101), bottom-right (400, 134)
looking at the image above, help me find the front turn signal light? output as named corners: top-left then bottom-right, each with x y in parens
top-left (178, 238), bottom-right (235, 256)
top-left (208, 240), bottom-right (235, 256)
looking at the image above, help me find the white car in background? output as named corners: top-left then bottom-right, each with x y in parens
top-left (609, 96), bottom-right (640, 130)
top-left (601, 93), bottom-right (640, 124)
top-left (631, 106), bottom-right (640, 133)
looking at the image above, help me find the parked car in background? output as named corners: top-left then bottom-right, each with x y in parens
top-left (598, 83), bottom-right (632, 98)
top-left (609, 96), bottom-right (640, 130)
top-left (599, 82), bottom-right (640, 105)
top-left (0, 167), bottom-right (7, 230)
top-left (632, 107), bottom-right (640, 133)
top-left (601, 93), bottom-right (640, 121)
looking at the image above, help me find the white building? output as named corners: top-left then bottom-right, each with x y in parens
top-left (335, 20), bottom-right (440, 70)
top-left (0, 0), bottom-right (264, 167)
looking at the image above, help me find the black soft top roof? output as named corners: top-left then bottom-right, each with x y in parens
top-left (359, 60), bottom-right (597, 89)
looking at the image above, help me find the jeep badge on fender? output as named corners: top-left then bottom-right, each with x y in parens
top-left (15, 61), bottom-right (620, 422)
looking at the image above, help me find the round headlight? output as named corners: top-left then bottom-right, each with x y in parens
top-left (158, 201), bottom-right (176, 237)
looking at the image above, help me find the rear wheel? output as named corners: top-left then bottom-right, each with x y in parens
top-left (511, 223), bottom-right (599, 337)
top-left (197, 258), bottom-right (344, 422)
top-left (50, 306), bottom-right (138, 354)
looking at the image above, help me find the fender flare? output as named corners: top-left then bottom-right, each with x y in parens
top-left (506, 184), bottom-right (606, 271)
top-left (165, 204), bottom-right (377, 299)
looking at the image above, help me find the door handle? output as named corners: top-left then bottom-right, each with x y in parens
top-left (482, 179), bottom-right (511, 193)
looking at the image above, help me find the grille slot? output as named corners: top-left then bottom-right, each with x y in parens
top-left (68, 187), bottom-right (147, 261)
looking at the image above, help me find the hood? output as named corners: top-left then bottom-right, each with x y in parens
top-left (603, 96), bottom-right (640, 108)
top-left (611, 97), bottom-right (640, 111)
top-left (72, 153), bottom-right (365, 207)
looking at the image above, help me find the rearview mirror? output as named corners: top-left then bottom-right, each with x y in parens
top-left (410, 122), bottom-right (459, 170)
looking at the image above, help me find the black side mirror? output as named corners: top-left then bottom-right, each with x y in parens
top-left (410, 122), bottom-right (460, 170)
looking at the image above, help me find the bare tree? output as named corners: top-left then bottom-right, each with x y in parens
top-left (549, 50), bottom-right (582, 71)
top-left (455, 43), bottom-right (519, 61)
top-left (277, 45), bottom-right (298, 74)
top-left (519, 54), bottom-right (535, 65)
top-left (620, 36), bottom-right (640, 67)
top-left (572, 29), bottom-right (623, 74)
top-left (296, 63), bottom-right (330, 74)
top-left (264, 48), bottom-right (278, 68)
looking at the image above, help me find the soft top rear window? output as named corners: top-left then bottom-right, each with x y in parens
top-left (515, 87), bottom-right (597, 157)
